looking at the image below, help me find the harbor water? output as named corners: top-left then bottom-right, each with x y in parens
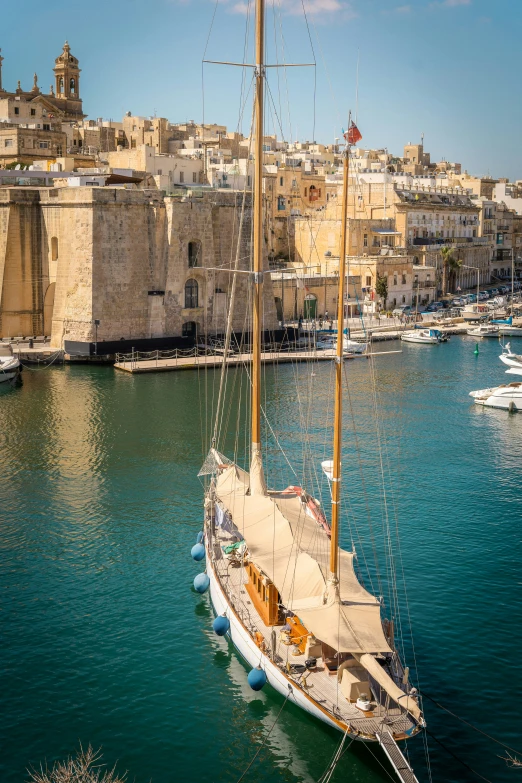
top-left (1, 336), bottom-right (521, 783)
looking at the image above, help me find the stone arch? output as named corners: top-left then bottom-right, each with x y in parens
top-left (70, 78), bottom-right (76, 95)
top-left (182, 321), bottom-right (198, 338)
top-left (43, 283), bottom-right (56, 336)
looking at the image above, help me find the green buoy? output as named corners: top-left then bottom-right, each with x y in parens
top-left (474, 343), bottom-right (479, 355)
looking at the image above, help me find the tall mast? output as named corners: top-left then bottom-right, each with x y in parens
top-left (329, 123), bottom-right (351, 577)
top-left (250, 0), bottom-right (266, 495)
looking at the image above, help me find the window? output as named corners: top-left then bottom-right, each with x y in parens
top-left (192, 171), bottom-right (197, 183)
top-left (157, 169), bottom-right (162, 175)
top-left (304, 187), bottom-right (308, 197)
top-left (185, 279), bottom-right (199, 308)
top-left (59, 78), bottom-right (64, 93)
top-left (43, 124), bottom-right (50, 131)
top-left (4, 139), bottom-right (13, 147)
top-left (188, 241), bottom-right (201, 268)
top-left (363, 233), bottom-right (368, 247)
top-left (366, 275), bottom-right (372, 287)
top-left (179, 171), bottom-right (184, 183)
top-left (14, 107), bottom-right (19, 115)
top-left (402, 273), bottom-right (406, 285)
top-left (247, 175), bottom-right (251, 187)
top-left (31, 108), bottom-right (36, 116)
top-left (130, 139), bottom-right (136, 149)
top-left (280, 176), bottom-right (283, 186)
top-left (182, 321), bottom-right (197, 337)
top-left (277, 195), bottom-right (285, 211)
top-left (393, 274), bottom-right (398, 286)
top-left (39, 141), bottom-right (49, 149)
top-left (402, 295), bottom-right (406, 303)
top-left (70, 78), bottom-right (76, 95)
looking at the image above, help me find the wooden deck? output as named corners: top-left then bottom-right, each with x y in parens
top-left (212, 525), bottom-right (418, 741)
top-left (115, 348), bottom-right (344, 373)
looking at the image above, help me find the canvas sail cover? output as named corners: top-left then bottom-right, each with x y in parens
top-left (215, 464), bottom-right (392, 655)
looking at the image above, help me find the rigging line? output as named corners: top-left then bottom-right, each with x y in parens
top-left (422, 692), bottom-right (522, 757)
top-left (213, 105), bottom-right (256, 449)
top-left (360, 740), bottom-right (400, 783)
top-left (425, 729), bottom-right (494, 783)
top-left (235, 691), bottom-right (292, 783)
top-left (317, 730), bottom-right (354, 783)
top-left (201, 0), bottom-right (220, 164)
top-left (299, 0), bottom-right (317, 143)
top-left (274, 0), bottom-right (293, 142)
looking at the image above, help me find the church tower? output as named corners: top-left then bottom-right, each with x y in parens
top-left (53, 41), bottom-right (80, 99)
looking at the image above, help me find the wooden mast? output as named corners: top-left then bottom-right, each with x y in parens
top-left (329, 124), bottom-right (351, 577)
top-left (250, 0), bottom-right (267, 495)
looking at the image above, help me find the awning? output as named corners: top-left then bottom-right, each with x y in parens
top-left (216, 463), bottom-right (392, 655)
top-left (371, 229), bottom-right (402, 235)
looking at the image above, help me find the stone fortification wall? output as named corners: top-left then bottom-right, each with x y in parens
top-left (0, 187), bottom-right (278, 349)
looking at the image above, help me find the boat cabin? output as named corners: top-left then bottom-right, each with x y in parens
top-left (245, 561), bottom-right (284, 626)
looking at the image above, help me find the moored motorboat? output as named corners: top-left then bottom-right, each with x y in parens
top-left (470, 379), bottom-right (522, 411)
top-left (499, 343), bottom-right (522, 369)
top-left (401, 328), bottom-right (444, 344)
top-left (316, 332), bottom-right (367, 354)
top-left (466, 324), bottom-right (499, 338)
top-left (0, 345), bottom-right (20, 384)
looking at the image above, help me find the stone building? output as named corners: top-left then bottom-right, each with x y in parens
top-left (0, 187), bottom-right (277, 351)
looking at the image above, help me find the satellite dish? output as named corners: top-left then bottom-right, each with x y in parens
top-left (15, 164), bottom-right (21, 170)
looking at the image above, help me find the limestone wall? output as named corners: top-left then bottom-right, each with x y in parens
top-left (0, 186), bottom-right (278, 349)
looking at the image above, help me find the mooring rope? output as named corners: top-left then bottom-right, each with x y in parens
top-left (234, 689), bottom-right (291, 783)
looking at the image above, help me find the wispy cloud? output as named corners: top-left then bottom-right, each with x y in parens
top-left (395, 4), bottom-right (412, 12)
top-left (228, 0), bottom-right (357, 19)
top-left (430, 0), bottom-right (471, 8)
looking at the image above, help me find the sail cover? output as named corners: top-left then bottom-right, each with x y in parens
top-left (215, 464), bottom-right (392, 655)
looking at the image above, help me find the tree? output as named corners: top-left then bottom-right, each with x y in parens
top-left (28, 745), bottom-right (128, 783)
top-left (441, 246), bottom-right (462, 295)
top-left (375, 273), bottom-right (388, 310)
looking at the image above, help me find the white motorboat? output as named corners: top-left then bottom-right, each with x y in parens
top-left (470, 378), bottom-right (522, 411)
top-left (498, 325), bottom-right (522, 337)
top-left (0, 345), bottom-right (20, 383)
top-left (401, 328), bottom-right (443, 344)
top-left (466, 324), bottom-right (499, 338)
top-left (499, 343), bottom-right (522, 369)
top-left (316, 333), bottom-right (367, 354)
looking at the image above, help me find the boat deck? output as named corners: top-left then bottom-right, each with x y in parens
top-left (212, 527), bottom-right (417, 739)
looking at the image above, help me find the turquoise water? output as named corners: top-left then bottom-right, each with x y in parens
top-left (1, 337), bottom-right (521, 783)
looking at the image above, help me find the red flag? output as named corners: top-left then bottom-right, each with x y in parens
top-left (344, 122), bottom-right (362, 145)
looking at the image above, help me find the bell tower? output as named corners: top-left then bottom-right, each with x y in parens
top-left (53, 41), bottom-right (80, 99)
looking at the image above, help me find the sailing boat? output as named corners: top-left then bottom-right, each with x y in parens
top-left (193, 0), bottom-right (425, 756)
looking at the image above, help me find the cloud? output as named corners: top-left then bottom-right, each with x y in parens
top-left (394, 4), bottom-right (411, 12)
top-left (430, 0), bottom-right (471, 7)
top-left (228, 0), bottom-right (357, 19)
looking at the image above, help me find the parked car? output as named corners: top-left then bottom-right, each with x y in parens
top-left (489, 288), bottom-right (500, 297)
top-left (452, 297), bottom-right (466, 306)
top-left (499, 285), bottom-right (509, 294)
top-left (425, 301), bottom-right (444, 312)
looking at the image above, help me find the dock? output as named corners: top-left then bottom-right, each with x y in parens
top-left (115, 348), bottom-right (350, 373)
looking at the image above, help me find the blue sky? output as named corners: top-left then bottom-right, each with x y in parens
top-left (2, 0), bottom-right (520, 179)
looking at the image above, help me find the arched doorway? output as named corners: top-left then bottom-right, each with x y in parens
top-left (303, 293), bottom-right (317, 319)
top-left (43, 283), bottom-right (55, 336)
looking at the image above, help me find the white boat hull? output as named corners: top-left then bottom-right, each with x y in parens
top-left (205, 541), bottom-right (344, 733)
top-left (470, 384), bottom-right (522, 410)
top-left (400, 334), bottom-right (439, 344)
top-left (498, 327), bottom-right (522, 336)
top-left (0, 356), bottom-right (20, 383)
